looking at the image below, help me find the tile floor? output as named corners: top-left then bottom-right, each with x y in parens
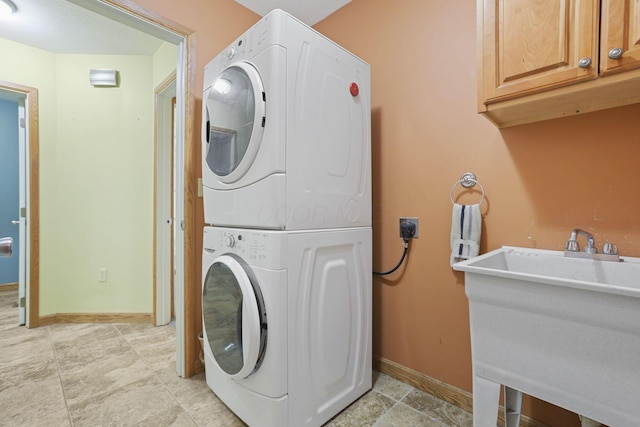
top-left (0, 289), bottom-right (472, 426)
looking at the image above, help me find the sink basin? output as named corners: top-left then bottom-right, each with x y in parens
top-left (453, 246), bottom-right (640, 427)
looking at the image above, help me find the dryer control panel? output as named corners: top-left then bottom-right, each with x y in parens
top-left (203, 9), bottom-right (288, 86)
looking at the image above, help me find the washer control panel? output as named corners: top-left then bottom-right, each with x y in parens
top-left (204, 227), bottom-right (285, 268)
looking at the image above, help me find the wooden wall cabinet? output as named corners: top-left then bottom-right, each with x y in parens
top-left (478, 0), bottom-right (640, 127)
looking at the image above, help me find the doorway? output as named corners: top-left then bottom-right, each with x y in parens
top-left (70, 0), bottom-right (195, 377)
top-left (0, 81), bottom-right (39, 329)
top-left (1, 0), bottom-right (196, 377)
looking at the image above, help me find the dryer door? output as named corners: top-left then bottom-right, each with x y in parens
top-left (204, 62), bottom-right (266, 184)
top-left (202, 254), bottom-right (267, 379)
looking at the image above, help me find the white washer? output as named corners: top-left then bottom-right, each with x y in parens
top-left (202, 225), bottom-right (372, 427)
top-left (202, 9), bottom-right (371, 230)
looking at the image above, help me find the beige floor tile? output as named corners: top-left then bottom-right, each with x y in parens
top-left (50, 324), bottom-right (124, 357)
top-left (0, 370), bottom-right (67, 425)
top-left (375, 402), bottom-right (448, 427)
top-left (401, 388), bottom-right (473, 427)
top-left (0, 322), bottom-right (49, 346)
top-left (372, 371), bottom-right (414, 401)
top-left (131, 338), bottom-right (176, 372)
top-left (117, 323), bottom-right (177, 371)
top-left (59, 351), bottom-right (155, 406)
top-left (326, 390), bottom-right (396, 427)
top-left (56, 335), bottom-right (138, 374)
top-left (0, 356), bottom-right (58, 387)
top-left (179, 388), bottom-right (246, 427)
top-left (68, 375), bottom-right (179, 427)
top-left (114, 322), bottom-right (158, 336)
top-left (116, 322), bottom-right (175, 339)
top-left (0, 329), bottom-right (54, 368)
top-left (22, 407), bottom-right (72, 427)
top-left (157, 368), bottom-right (211, 405)
top-left (134, 404), bottom-right (198, 426)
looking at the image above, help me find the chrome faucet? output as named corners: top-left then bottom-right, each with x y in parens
top-left (565, 228), bottom-right (597, 254)
top-left (564, 228), bottom-right (620, 262)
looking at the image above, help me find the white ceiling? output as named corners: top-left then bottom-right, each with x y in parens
top-left (0, 0), bottom-right (164, 55)
top-left (0, 0), bottom-right (351, 56)
top-left (234, 0), bottom-right (351, 25)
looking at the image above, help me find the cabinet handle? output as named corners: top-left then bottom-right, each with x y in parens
top-left (608, 48), bottom-right (624, 60)
top-left (578, 57), bottom-right (592, 69)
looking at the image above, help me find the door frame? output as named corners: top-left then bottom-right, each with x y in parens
top-left (0, 81), bottom-right (39, 329)
top-left (46, 0), bottom-right (197, 377)
top-left (91, 0), bottom-right (197, 378)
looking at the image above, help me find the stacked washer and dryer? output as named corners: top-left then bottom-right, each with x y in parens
top-left (201, 9), bottom-right (371, 427)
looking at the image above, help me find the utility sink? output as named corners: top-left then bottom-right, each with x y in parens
top-left (453, 246), bottom-right (640, 427)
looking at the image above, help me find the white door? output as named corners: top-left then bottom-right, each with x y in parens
top-left (17, 98), bottom-right (27, 325)
top-left (155, 77), bottom-right (176, 327)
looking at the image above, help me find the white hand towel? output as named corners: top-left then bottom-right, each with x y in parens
top-left (450, 203), bottom-right (482, 266)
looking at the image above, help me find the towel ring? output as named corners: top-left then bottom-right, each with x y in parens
top-left (449, 172), bottom-right (485, 205)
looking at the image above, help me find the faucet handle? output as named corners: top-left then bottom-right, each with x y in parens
top-left (602, 243), bottom-right (618, 255)
top-left (566, 240), bottom-right (579, 252)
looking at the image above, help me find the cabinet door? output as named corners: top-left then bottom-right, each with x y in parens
top-left (600, 0), bottom-right (640, 75)
top-left (479, 0), bottom-right (600, 105)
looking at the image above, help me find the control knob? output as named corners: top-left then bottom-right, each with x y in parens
top-left (225, 235), bottom-right (236, 248)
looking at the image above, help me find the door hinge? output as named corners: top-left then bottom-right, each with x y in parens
top-left (20, 207), bottom-right (26, 218)
top-left (19, 297), bottom-right (25, 308)
top-left (19, 118), bottom-right (26, 129)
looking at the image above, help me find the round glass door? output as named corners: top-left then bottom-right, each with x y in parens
top-left (204, 62), bottom-right (266, 183)
top-left (202, 255), bottom-right (266, 378)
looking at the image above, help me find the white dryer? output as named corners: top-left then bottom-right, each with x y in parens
top-left (202, 9), bottom-right (371, 230)
top-left (202, 225), bottom-right (372, 426)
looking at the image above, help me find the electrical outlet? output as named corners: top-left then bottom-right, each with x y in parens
top-left (399, 217), bottom-right (419, 238)
top-left (98, 268), bottom-right (108, 283)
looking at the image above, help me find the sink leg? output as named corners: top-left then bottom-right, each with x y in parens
top-left (473, 374), bottom-right (501, 427)
top-left (504, 386), bottom-right (522, 427)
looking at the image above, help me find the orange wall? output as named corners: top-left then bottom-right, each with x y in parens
top-left (315, 0), bottom-right (640, 425)
top-left (132, 0), bottom-right (640, 425)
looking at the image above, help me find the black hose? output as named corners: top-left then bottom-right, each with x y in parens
top-left (373, 241), bottom-right (409, 276)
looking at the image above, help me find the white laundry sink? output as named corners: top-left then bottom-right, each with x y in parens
top-left (453, 246), bottom-right (640, 427)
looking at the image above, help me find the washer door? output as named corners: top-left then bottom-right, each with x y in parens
top-left (204, 62), bottom-right (266, 184)
top-left (202, 254), bottom-right (267, 379)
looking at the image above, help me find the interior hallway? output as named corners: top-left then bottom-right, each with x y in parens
top-left (0, 289), bottom-right (473, 426)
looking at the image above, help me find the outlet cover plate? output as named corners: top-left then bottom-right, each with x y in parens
top-left (399, 217), bottom-right (419, 238)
